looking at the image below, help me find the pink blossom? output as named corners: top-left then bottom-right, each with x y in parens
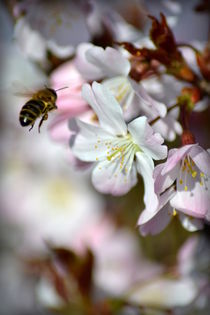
top-left (49, 61), bottom-right (89, 144)
top-left (138, 144), bottom-right (210, 235)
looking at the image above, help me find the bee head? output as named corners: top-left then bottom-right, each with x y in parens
top-left (47, 88), bottom-right (57, 101)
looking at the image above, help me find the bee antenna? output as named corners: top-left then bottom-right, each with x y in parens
top-left (55, 86), bottom-right (69, 92)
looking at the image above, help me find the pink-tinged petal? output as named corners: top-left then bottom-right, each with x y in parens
top-left (50, 62), bottom-right (88, 113)
top-left (161, 144), bottom-right (198, 175)
top-left (86, 46), bottom-right (131, 77)
top-left (189, 145), bottom-right (210, 177)
top-left (91, 159), bottom-right (137, 196)
top-left (136, 152), bottom-right (159, 212)
top-left (129, 79), bottom-right (167, 118)
top-left (138, 185), bottom-right (176, 225)
top-left (170, 179), bottom-right (210, 218)
top-left (139, 203), bottom-right (172, 236)
top-left (70, 119), bottom-right (113, 162)
top-left (179, 213), bottom-right (204, 232)
top-left (51, 62), bottom-right (85, 88)
top-left (55, 94), bottom-right (88, 112)
top-left (128, 117), bottom-right (167, 160)
top-left (74, 43), bottom-right (103, 81)
top-left (82, 82), bottom-right (127, 136)
top-left (154, 162), bottom-right (179, 194)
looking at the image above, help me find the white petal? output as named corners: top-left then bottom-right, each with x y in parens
top-left (70, 119), bottom-right (113, 162)
top-left (179, 213), bottom-right (204, 232)
top-left (92, 159), bottom-right (137, 196)
top-left (136, 152), bottom-right (158, 212)
top-left (161, 144), bottom-right (198, 175)
top-left (154, 163), bottom-right (179, 194)
top-left (129, 79), bottom-right (167, 118)
top-left (189, 145), bottom-right (210, 177)
top-left (138, 185), bottom-right (176, 225)
top-left (139, 204), bottom-right (172, 236)
top-left (74, 43), bottom-right (103, 80)
top-left (153, 114), bottom-right (182, 142)
top-left (128, 117), bottom-right (167, 160)
top-left (86, 46), bottom-right (131, 77)
top-left (170, 178), bottom-right (210, 219)
top-left (102, 76), bottom-right (136, 120)
top-left (14, 17), bottom-right (47, 62)
top-left (82, 82), bottom-right (127, 136)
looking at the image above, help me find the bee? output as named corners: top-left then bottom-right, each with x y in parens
top-left (19, 86), bottom-right (67, 133)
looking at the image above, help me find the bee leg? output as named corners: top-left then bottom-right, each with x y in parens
top-left (38, 113), bottom-right (48, 133)
top-left (29, 124), bottom-right (34, 131)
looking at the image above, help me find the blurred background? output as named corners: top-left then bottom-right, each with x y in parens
top-left (0, 1), bottom-right (209, 314)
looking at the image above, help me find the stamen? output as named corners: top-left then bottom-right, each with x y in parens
top-left (172, 209), bottom-right (177, 216)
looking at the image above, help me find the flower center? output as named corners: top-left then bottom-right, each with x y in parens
top-left (95, 133), bottom-right (140, 179)
top-left (178, 156), bottom-right (207, 191)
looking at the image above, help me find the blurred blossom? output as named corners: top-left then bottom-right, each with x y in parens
top-left (49, 61), bottom-right (89, 144)
top-left (34, 220), bottom-right (163, 310)
top-left (1, 139), bottom-right (104, 252)
top-left (127, 277), bottom-right (198, 309)
top-left (13, 1), bottom-right (90, 66)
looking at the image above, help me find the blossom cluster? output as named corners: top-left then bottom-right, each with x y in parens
top-left (46, 13), bottom-right (210, 236)
top-left (1, 1), bottom-right (210, 314)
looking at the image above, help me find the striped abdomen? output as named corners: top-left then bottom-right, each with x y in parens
top-left (19, 99), bottom-right (45, 126)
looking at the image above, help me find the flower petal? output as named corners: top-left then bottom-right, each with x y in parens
top-left (179, 213), bottom-right (204, 232)
top-left (189, 145), bottom-right (210, 177)
top-left (136, 152), bottom-right (158, 212)
top-left (102, 76), bottom-right (136, 120)
top-left (170, 179), bottom-right (210, 219)
top-left (128, 117), bottom-right (167, 160)
top-left (138, 185), bottom-right (176, 225)
top-left (153, 114), bottom-right (182, 142)
top-left (161, 144), bottom-right (198, 175)
top-left (86, 46), bottom-right (131, 77)
top-left (154, 162), bottom-right (179, 194)
top-left (129, 78), bottom-right (167, 118)
top-left (91, 159), bottom-right (137, 196)
top-left (127, 277), bottom-right (198, 308)
top-left (70, 118), bottom-right (113, 162)
top-left (139, 204), bottom-right (172, 236)
top-left (74, 43), bottom-right (103, 80)
top-left (82, 82), bottom-right (127, 136)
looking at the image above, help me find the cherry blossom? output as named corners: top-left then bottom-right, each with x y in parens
top-left (138, 144), bottom-right (210, 235)
top-left (70, 81), bottom-right (167, 201)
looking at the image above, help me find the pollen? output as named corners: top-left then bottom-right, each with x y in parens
top-left (192, 171), bottom-right (197, 178)
top-left (172, 209), bottom-right (177, 216)
top-left (178, 156), bottom-right (203, 192)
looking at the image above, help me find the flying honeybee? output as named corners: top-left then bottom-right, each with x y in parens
top-left (19, 86), bottom-right (67, 132)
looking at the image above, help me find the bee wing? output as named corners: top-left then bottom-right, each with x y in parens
top-left (12, 81), bottom-right (46, 98)
top-left (14, 91), bottom-right (35, 98)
